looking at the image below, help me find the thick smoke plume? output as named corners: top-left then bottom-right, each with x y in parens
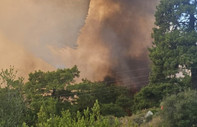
top-left (54, 0), bottom-right (159, 89)
top-left (0, 0), bottom-right (158, 89)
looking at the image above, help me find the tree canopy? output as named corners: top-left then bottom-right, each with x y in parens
top-left (132, 0), bottom-right (197, 111)
top-left (150, 0), bottom-right (197, 87)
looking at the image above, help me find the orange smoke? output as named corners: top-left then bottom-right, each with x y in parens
top-left (0, 34), bottom-right (54, 78)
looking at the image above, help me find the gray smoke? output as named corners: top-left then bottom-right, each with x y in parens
top-left (0, 0), bottom-right (159, 90)
top-left (57, 0), bottom-right (159, 90)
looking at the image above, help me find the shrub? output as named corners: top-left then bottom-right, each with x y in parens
top-left (161, 90), bottom-right (197, 127)
top-left (132, 83), bottom-right (185, 112)
top-left (101, 103), bottom-right (126, 117)
top-left (36, 100), bottom-right (120, 127)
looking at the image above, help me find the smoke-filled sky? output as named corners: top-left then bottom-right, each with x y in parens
top-left (0, 0), bottom-right (90, 76)
top-left (0, 0), bottom-right (158, 88)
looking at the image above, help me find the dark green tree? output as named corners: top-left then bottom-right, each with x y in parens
top-left (133, 0), bottom-right (197, 111)
top-left (67, 80), bottom-right (132, 117)
top-left (23, 66), bottom-right (80, 125)
top-left (150, 0), bottom-right (197, 87)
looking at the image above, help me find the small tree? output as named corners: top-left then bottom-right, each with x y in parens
top-left (0, 67), bottom-right (26, 127)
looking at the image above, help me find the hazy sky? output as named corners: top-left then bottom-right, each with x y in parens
top-left (0, 0), bottom-right (90, 76)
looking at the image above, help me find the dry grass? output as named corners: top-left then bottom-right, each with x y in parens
top-left (118, 108), bottom-right (163, 127)
top-left (141, 116), bottom-right (163, 127)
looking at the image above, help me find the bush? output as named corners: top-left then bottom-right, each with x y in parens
top-left (161, 90), bottom-right (197, 127)
top-left (101, 103), bottom-right (126, 117)
top-left (132, 83), bottom-right (185, 112)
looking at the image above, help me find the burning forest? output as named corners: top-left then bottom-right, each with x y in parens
top-left (2, 0), bottom-right (197, 126)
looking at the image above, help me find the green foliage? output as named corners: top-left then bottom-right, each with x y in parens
top-left (36, 100), bottom-right (120, 127)
top-left (101, 103), bottom-right (126, 117)
top-left (67, 80), bottom-right (132, 116)
top-left (37, 98), bottom-right (58, 123)
top-left (0, 67), bottom-right (26, 127)
top-left (0, 88), bottom-right (26, 127)
top-left (25, 65), bottom-right (79, 97)
top-left (23, 66), bottom-right (79, 125)
top-left (150, 0), bottom-right (197, 86)
top-left (0, 66), bottom-right (131, 126)
top-left (28, 65), bottom-right (79, 86)
top-left (132, 83), bottom-right (187, 112)
top-left (144, 0), bottom-right (197, 111)
top-left (161, 90), bottom-right (197, 127)
top-left (0, 66), bottom-right (24, 89)
top-left (155, 0), bottom-right (197, 32)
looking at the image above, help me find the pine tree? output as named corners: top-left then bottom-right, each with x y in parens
top-left (149, 0), bottom-right (197, 88)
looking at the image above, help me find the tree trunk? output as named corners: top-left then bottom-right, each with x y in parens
top-left (189, 14), bottom-right (195, 30)
top-left (191, 68), bottom-right (197, 88)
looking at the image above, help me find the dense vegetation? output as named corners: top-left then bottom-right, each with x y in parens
top-left (1, 0), bottom-right (197, 126)
top-left (0, 67), bottom-right (132, 127)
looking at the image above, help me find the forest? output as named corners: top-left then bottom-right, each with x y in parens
top-left (1, 0), bottom-right (197, 126)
